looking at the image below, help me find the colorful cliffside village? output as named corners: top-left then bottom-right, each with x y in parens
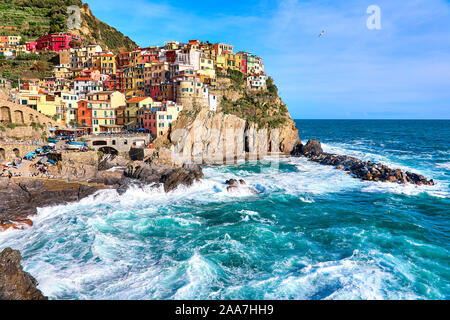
top-left (1, 34), bottom-right (267, 137)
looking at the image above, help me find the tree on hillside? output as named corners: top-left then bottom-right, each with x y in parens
top-left (266, 76), bottom-right (278, 96)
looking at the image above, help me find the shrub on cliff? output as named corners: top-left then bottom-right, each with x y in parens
top-left (266, 76), bottom-right (278, 96)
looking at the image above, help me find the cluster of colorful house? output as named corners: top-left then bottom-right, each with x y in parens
top-left (1, 33), bottom-right (267, 137)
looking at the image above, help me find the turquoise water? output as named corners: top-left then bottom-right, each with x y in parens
top-left (0, 120), bottom-right (449, 300)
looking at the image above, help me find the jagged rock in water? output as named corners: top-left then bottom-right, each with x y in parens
top-left (291, 139), bottom-right (323, 157)
top-left (125, 162), bottom-right (204, 192)
top-left (0, 248), bottom-right (47, 300)
top-left (225, 179), bottom-right (258, 194)
top-left (291, 140), bottom-right (435, 186)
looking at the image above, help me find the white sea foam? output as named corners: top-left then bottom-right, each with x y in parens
top-left (436, 162), bottom-right (450, 170)
top-left (0, 137), bottom-right (448, 300)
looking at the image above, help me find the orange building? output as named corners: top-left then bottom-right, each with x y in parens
top-left (77, 100), bottom-right (92, 133)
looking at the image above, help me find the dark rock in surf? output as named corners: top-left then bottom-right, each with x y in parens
top-left (125, 162), bottom-right (204, 192)
top-left (225, 179), bottom-right (258, 194)
top-left (291, 140), bottom-right (435, 186)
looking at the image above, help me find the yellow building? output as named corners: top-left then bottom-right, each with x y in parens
top-left (7, 35), bottom-right (22, 46)
top-left (36, 95), bottom-right (62, 119)
top-left (87, 91), bottom-right (126, 134)
top-left (98, 53), bottom-right (116, 75)
top-left (123, 64), bottom-right (145, 97)
top-left (215, 55), bottom-right (226, 71)
top-left (156, 103), bottom-right (183, 137)
top-left (176, 79), bottom-right (204, 99)
top-left (164, 41), bottom-right (180, 50)
top-left (53, 65), bottom-right (71, 79)
top-left (198, 52), bottom-right (216, 79)
top-left (124, 97), bottom-right (153, 129)
top-left (225, 53), bottom-right (243, 72)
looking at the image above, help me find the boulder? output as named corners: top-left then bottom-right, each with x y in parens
top-left (0, 248), bottom-right (47, 300)
top-left (291, 139), bottom-right (323, 157)
top-left (125, 162), bottom-right (204, 192)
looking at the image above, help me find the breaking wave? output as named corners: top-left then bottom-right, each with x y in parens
top-left (0, 120), bottom-right (449, 300)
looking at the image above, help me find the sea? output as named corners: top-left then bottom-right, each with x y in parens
top-left (0, 120), bottom-right (448, 300)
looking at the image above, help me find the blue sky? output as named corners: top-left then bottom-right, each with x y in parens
top-left (88, 0), bottom-right (450, 119)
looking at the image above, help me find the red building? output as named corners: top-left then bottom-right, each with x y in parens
top-left (117, 52), bottom-right (131, 68)
top-left (149, 85), bottom-right (162, 101)
top-left (165, 50), bottom-right (176, 63)
top-left (140, 53), bottom-right (158, 64)
top-left (237, 51), bottom-right (249, 74)
top-left (36, 33), bottom-right (82, 52)
top-left (138, 108), bottom-right (154, 133)
top-left (77, 100), bottom-right (92, 132)
top-left (103, 70), bottom-right (124, 92)
top-left (26, 41), bottom-right (37, 53)
top-left (138, 104), bottom-right (164, 136)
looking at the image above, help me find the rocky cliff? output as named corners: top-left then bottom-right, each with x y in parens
top-left (0, 248), bottom-right (47, 300)
top-left (76, 3), bottom-right (137, 53)
top-left (155, 76), bottom-right (301, 165)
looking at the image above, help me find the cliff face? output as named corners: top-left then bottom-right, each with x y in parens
top-left (167, 109), bottom-right (299, 164)
top-left (0, 248), bottom-right (47, 300)
top-left (156, 77), bottom-right (301, 165)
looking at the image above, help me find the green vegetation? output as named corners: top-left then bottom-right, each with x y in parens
top-left (227, 69), bottom-right (246, 88)
top-left (221, 91), bottom-right (287, 129)
top-left (0, 0), bottom-right (83, 39)
top-left (0, 52), bottom-right (56, 83)
top-left (80, 4), bottom-right (136, 53)
top-left (0, 125), bottom-right (6, 131)
top-left (6, 123), bottom-right (27, 129)
top-left (266, 76), bottom-right (278, 96)
top-left (0, 0), bottom-right (136, 52)
top-left (30, 122), bottom-right (45, 130)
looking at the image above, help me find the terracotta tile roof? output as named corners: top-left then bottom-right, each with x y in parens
top-left (74, 77), bottom-right (94, 81)
top-left (127, 97), bottom-right (149, 103)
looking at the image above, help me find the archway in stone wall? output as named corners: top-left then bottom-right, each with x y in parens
top-left (0, 148), bottom-right (5, 160)
top-left (12, 148), bottom-right (20, 158)
top-left (0, 106), bottom-right (11, 123)
top-left (14, 110), bottom-right (24, 124)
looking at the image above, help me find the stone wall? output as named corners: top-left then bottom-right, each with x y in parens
top-left (0, 144), bottom-right (41, 161)
top-left (61, 151), bottom-right (99, 166)
top-left (0, 94), bottom-right (54, 127)
top-left (0, 125), bottom-right (47, 140)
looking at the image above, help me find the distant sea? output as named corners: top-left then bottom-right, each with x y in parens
top-left (0, 120), bottom-right (449, 300)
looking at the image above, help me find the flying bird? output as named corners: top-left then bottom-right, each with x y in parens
top-left (318, 30), bottom-right (325, 37)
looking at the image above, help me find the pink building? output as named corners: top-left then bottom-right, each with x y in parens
top-left (36, 33), bottom-right (82, 52)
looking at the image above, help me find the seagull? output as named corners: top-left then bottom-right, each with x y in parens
top-left (318, 30), bottom-right (325, 37)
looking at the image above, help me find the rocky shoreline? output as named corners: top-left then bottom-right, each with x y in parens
top-left (291, 139), bottom-right (435, 186)
top-left (0, 157), bottom-right (205, 231)
top-left (0, 248), bottom-right (47, 300)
